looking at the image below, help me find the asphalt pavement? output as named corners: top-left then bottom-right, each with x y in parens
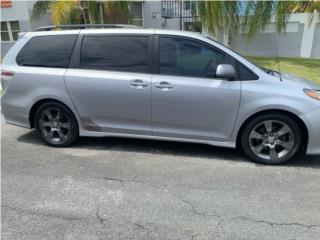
top-left (1, 117), bottom-right (320, 240)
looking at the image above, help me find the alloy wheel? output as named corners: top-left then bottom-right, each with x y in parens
top-left (39, 108), bottom-right (71, 144)
top-left (248, 120), bottom-right (295, 162)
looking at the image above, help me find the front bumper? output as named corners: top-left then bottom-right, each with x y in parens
top-left (300, 108), bottom-right (320, 155)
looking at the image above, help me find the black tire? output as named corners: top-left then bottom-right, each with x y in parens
top-left (34, 102), bottom-right (79, 147)
top-left (240, 113), bottom-right (302, 164)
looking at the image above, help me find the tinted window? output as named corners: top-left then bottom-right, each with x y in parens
top-left (238, 63), bottom-right (259, 80)
top-left (80, 36), bottom-right (149, 73)
top-left (16, 35), bottom-right (77, 68)
top-left (160, 37), bottom-right (225, 78)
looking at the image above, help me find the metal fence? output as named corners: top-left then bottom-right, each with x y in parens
top-left (161, 0), bottom-right (200, 31)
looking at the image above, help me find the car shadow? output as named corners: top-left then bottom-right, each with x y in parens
top-left (17, 130), bottom-right (320, 169)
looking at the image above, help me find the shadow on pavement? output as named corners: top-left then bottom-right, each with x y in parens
top-left (18, 130), bottom-right (320, 169)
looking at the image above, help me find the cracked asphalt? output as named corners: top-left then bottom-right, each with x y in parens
top-left (1, 117), bottom-right (320, 240)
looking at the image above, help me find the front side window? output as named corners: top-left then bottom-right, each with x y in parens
top-left (159, 37), bottom-right (225, 78)
top-left (80, 36), bottom-right (150, 73)
top-left (16, 35), bottom-right (77, 68)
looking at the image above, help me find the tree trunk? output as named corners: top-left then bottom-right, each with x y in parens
top-left (227, 29), bottom-right (233, 48)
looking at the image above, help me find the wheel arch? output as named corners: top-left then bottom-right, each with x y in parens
top-left (29, 98), bottom-right (79, 129)
top-left (236, 109), bottom-right (309, 152)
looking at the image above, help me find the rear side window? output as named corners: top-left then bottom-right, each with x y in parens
top-left (16, 35), bottom-right (77, 68)
top-left (80, 36), bottom-right (150, 73)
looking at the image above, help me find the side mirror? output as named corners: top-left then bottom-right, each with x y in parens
top-left (216, 64), bottom-right (236, 80)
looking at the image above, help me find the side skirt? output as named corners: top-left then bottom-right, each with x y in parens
top-left (79, 130), bottom-right (236, 149)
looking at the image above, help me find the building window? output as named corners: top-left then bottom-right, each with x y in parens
top-left (131, 2), bottom-right (143, 26)
top-left (1, 21), bottom-right (20, 42)
top-left (152, 12), bottom-right (160, 19)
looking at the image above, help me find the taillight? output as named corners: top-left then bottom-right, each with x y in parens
top-left (1, 70), bottom-right (14, 77)
top-left (1, 70), bottom-right (14, 92)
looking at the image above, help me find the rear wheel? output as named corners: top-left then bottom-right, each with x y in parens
top-left (34, 102), bottom-right (79, 147)
top-left (240, 113), bottom-right (302, 164)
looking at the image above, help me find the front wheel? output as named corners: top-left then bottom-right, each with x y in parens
top-left (240, 113), bottom-right (302, 164)
top-left (34, 102), bottom-right (79, 147)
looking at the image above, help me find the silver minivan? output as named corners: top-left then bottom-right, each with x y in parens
top-left (1, 25), bottom-right (320, 164)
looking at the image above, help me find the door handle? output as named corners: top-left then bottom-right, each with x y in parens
top-left (130, 79), bottom-right (148, 88)
top-left (154, 81), bottom-right (173, 90)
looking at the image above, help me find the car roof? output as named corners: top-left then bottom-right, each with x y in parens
top-left (25, 28), bottom-right (204, 38)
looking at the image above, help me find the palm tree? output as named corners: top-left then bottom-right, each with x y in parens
top-left (291, 0), bottom-right (320, 24)
top-left (242, 0), bottom-right (320, 39)
top-left (198, 1), bottom-right (242, 46)
top-left (103, 1), bottom-right (131, 24)
top-left (31, 0), bottom-right (131, 25)
top-left (198, 0), bottom-right (320, 46)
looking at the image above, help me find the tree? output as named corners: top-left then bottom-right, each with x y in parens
top-left (31, 0), bottom-right (131, 25)
top-left (242, 0), bottom-right (319, 39)
top-left (291, 0), bottom-right (320, 24)
top-left (198, 0), bottom-right (320, 46)
top-left (198, 1), bottom-right (242, 46)
top-left (103, 1), bottom-right (131, 24)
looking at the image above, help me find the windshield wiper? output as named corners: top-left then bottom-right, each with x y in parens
top-left (262, 67), bottom-right (280, 76)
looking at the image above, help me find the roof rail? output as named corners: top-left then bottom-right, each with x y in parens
top-left (36, 24), bottom-right (141, 31)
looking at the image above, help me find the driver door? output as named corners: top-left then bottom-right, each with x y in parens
top-left (151, 36), bottom-right (241, 141)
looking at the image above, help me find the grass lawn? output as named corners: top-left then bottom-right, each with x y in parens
top-left (247, 56), bottom-right (320, 85)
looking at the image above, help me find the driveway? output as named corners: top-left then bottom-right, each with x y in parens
top-left (1, 118), bottom-right (320, 240)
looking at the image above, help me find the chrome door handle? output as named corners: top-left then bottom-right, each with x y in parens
top-left (130, 79), bottom-right (148, 88)
top-left (155, 81), bottom-right (173, 90)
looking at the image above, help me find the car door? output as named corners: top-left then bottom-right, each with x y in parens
top-left (65, 34), bottom-right (153, 135)
top-left (152, 35), bottom-right (241, 141)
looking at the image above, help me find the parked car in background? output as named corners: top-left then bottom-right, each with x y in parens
top-left (1, 25), bottom-right (320, 164)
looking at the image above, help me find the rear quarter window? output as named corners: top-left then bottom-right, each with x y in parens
top-left (16, 35), bottom-right (77, 68)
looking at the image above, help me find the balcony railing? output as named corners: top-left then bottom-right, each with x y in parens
top-left (161, 0), bottom-right (198, 19)
top-left (161, 0), bottom-right (200, 31)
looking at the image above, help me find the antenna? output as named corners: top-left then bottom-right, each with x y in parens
top-left (274, 34), bottom-right (282, 81)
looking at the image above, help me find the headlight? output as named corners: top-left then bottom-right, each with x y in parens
top-left (304, 89), bottom-right (320, 101)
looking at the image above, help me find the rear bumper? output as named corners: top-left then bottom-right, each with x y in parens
top-left (1, 92), bottom-right (32, 128)
top-left (300, 108), bottom-right (320, 155)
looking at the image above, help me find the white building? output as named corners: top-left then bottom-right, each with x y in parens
top-left (1, 0), bottom-right (319, 59)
